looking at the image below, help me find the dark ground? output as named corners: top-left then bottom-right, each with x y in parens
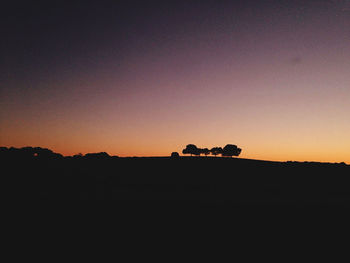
top-left (5, 153), bottom-right (350, 207)
top-left (4, 149), bottom-right (350, 251)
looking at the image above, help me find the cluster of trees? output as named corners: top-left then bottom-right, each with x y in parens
top-left (0, 146), bottom-right (63, 160)
top-left (182, 144), bottom-right (242, 157)
top-left (0, 147), bottom-right (118, 161)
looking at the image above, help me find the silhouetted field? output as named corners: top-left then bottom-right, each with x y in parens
top-left (3, 147), bottom-right (349, 207)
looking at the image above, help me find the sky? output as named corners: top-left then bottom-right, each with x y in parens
top-left (1, 0), bottom-right (349, 162)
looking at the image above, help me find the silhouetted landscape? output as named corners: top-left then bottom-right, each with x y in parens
top-left (3, 146), bottom-right (349, 207)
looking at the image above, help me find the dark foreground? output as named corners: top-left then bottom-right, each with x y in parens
top-left (5, 154), bottom-right (350, 207)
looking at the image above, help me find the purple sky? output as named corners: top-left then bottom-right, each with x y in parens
top-left (1, 0), bottom-right (349, 162)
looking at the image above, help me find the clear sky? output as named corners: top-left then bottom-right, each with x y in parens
top-left (1, 0), bottom-right (349, 162)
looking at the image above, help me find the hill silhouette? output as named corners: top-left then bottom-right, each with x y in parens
top-left (3, 146), bottom-right (349, 206)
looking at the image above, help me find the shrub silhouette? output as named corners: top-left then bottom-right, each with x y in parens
top-left (222, 144), bottom-right (241, 157)
top-left (182, 144), bottom-right (200, 156)
top-left (84, 152), bottom-right (110, 160)
top-left (72, 153), bottom-right (83, 159)
top-left (171, 152), bottom-right (179, 158)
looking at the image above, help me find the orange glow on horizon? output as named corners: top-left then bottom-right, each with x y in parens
top-left (1, 1), bottom-right (349, 164)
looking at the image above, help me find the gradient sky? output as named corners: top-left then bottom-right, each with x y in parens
top-left (1, 0), bottom-right (349, 162)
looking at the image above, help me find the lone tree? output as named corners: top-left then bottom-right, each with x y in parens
top-left (182, 144), bottom-right (200, 156)
top-left (221, 144), bottom-right (242, 158)
top-left (210, 147), bottom-right (223, 157)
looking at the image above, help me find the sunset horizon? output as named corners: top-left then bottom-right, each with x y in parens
top-left (1, 143), bottom-right (348, 164)
top-left (1, 0), bottom-right (349, 164)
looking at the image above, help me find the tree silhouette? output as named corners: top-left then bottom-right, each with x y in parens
top-left (201, 148), bottom-right (210, 157)
top-left (222, 144), bottom-right (241, 157)
top-left (182, 144), bottom-right (200, 156)
top-left (210, 147), bottom-right (223, 157)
